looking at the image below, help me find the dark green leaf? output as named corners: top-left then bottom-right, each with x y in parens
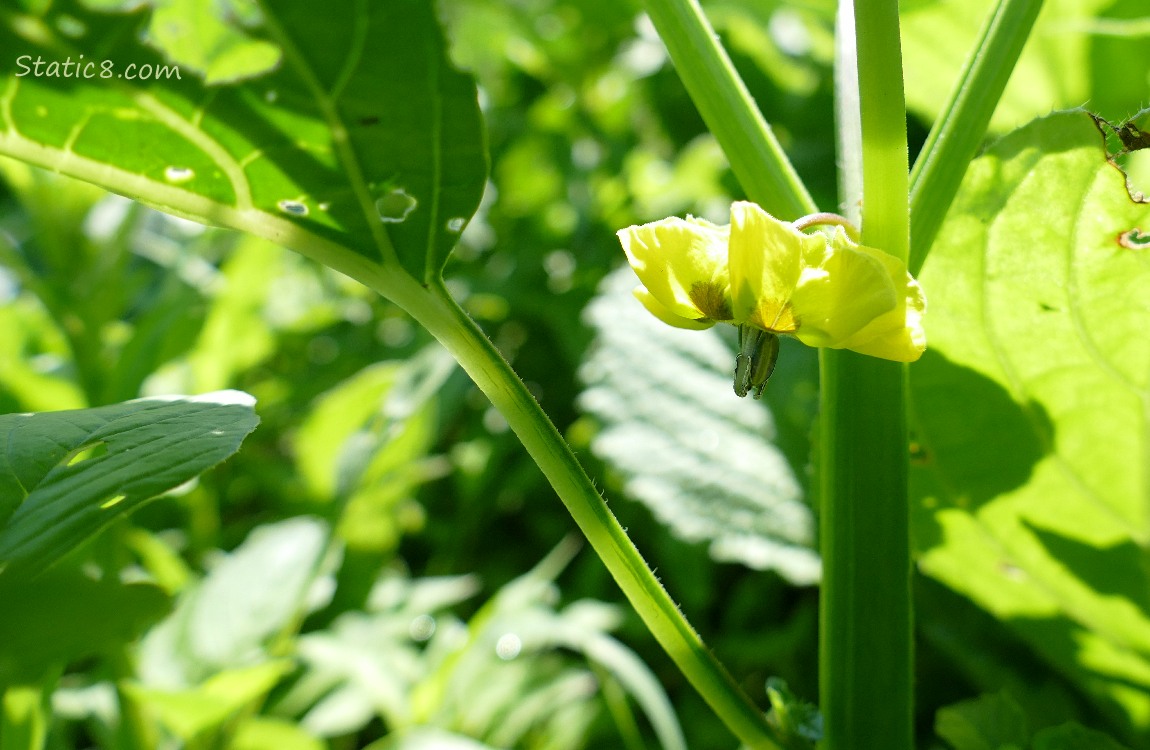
top-left (0, 0), bottom-right (486, 283)
top-left (0, 569), bottom-right (169, 682)
top-left (935, 692), bottom-right (1028, 750)
top-left (0, 391), bottom-right (258, 577)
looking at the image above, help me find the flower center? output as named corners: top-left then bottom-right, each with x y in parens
top-left (688, 281), bottom-right (733, 321)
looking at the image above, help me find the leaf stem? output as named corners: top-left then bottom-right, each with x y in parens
top-left (382, 276), bottom-right (783, 750)
top-left (908, 0), bottom-right (1043, 275)
top-left (820, 1), bottom-right (913, 749)
top-left (640, 0), bottom-right (817, 218)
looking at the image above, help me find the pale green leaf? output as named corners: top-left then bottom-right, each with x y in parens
top-left (0, 391), bottom-right (258, 577)
top-left (578, 267), bottom-right (820, 584)
top-left (136, 517), bottom-right (331, 686)
top-left (0, 0), bottom-right (486, 283)
top-left (232, 716), bottom-right (325, 750)
top-left (912, 110), bottom-right (1150, 737)
top-left (124, 660), bottom-right (294, 741)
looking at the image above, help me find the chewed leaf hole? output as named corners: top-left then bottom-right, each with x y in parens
top-left (164, 166), bottom-right (195, 184)
top-left (1118, 228), bottom-right (1150, 251)
top-left (101, 494), bottom-right (127, 510)
top-left (1091, 111), bottom-right (1150, 204)
top-left (278, 199), bottom-right (309, 216)
top-left (63, 441), bottom-right (108, 467)
top-left (376, 189), bottom-right (418, 223)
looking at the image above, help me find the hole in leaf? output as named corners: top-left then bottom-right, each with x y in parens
top-left (376, 189), bottom-right (417, 223)
top-left (101, 494), bottom-right (127, 510)
top-left (63, 441), bottom-right (108, 467)
top-left (1090, 110), bottom-right (1150, 204)
top-left (1118, 228), bottom-right (1150, 251)
top-left (277, 200), bottom-right (309, 216)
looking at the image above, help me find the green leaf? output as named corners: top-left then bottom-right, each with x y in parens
top-left (0, 0), bottom-right (486, 283)
top-left (935, 692), bottom-right (1028, 750)
top-left (0, 391), bottom-right (258, 577)
top-left (0, 569), bottom-right (169, 682)
top-left (138, 0), bottom-right (282, 85)
top-left (912, 110), bottom-right (1150, 737)
top-left (124, 660), bottom-right (293, 741)
top-left (1032, 722), bottom-right (1132, 750)
top-left (232, 716), bottom-right (325, 750)
top-left (578, 267), bottom-right (820, 584)
top-left (137, 517), bottom-right (330, 685)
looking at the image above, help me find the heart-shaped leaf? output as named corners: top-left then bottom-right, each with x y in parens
top-left (912, 110), bottom-right (1150, 736)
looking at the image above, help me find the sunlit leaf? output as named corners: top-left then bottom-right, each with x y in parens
top-left (0, 0), bottom-right (486, 282)
top-left (124, 660), bottom-right (294, 741)
top-left (912, 110), bottom-right (1150, 738)
top-left (579, 267), bottom-right (820, 584)
top-left (0, 391), bottom-right (258, 577)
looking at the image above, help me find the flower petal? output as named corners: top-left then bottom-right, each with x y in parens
top-left (804, 228), bottom-right (926, 361)
top-left (791, 234), bottom-right (898, 347)
top-left (728, 201), bottom-right (824, 333)
top-left (617, 217), bottom-right (733, 323)
top-left (632, 286), bottom-right (716, 330)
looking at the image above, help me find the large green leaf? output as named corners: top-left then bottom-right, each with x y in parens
top-left (911, 110), bottom-right (1150, 740)
top-left (0, 569), bottom-right (169, 682)
top-left (578, 267), bottom-right (820, 585)
top-left (0, 391), bottom-right (258, 577)
top-left (0, 0), bottom-right (486, 283)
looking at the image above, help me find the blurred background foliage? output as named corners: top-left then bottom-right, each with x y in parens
top-left (0, 0), bottom-right (1148, 747)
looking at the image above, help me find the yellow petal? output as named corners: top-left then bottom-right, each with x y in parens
top-left (632, 286), bottom-right (716, 330)
top-left (728, 201), bottom-right (824, 333)
top-left (617, 217), bottom-right (733, 323)
top-left (837, 275), bottom-right (927, 361)
top-left (807, 228), bottom-right (926, 361)
top-left (791, 236), bottom-right (898, 347)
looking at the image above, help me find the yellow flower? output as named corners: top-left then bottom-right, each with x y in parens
top-left (617, 201), bottom-right (926, 363)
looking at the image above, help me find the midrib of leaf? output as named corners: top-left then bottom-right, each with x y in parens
top-left (254, 0), bottom-right (397, 268)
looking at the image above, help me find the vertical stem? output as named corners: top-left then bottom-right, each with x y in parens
top-left (821, 0), bottom-right (913, 748)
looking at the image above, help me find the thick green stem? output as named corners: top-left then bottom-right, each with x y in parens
top-left (640, 0), bottom-right (817, 218)
top-left (821, 1), bottom-right (913, 749)
top-left (383, 277), bottom-right (782, 750)
top-left (908, 0), bottom-right (1043, 275)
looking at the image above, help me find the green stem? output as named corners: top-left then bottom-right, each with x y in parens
top-left (908, 0), bottom-right (1043, 275)
top-left (382, 276), bottom-right (783, 750)
top-left (821, 1), bottom-right (913, 749)
top-left (640, 0), bottom-right (817, 218)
